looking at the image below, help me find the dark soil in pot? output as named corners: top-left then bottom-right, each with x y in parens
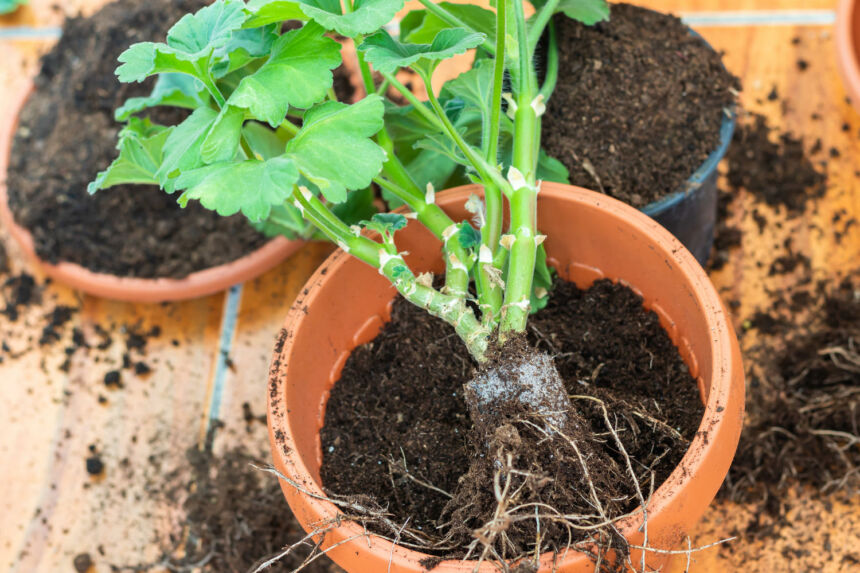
top-left (320, 278), bottom-right (704, 560)
top-left (541, 3), bottom-right (739, 208)
top-left (5, 0), bottom-right (354, 279)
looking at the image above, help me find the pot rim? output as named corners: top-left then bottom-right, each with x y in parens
top-left (837, 0), bottom-right (860, 109)
top-left (0, 82), bottom-right (303, 303)
top-left (269, 183), bottom-right (743, 571)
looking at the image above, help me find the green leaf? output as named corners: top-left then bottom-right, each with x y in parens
top-left (115, 74), bottom-right (209, 121)
top-left (242, 121), bottom-right (288, 159)
top-left (400, 3), bottom-right (495, 44)
top-left (329, 187), bottom-right (377, 227)
top-left (298, 0), bottom-right (405, 38)
top-left (532, 0), bottom-right (609, 25)
top-left (212, 24), bottom-right (280, 77)
top-left (285, 96), bottom-right (386, 203)
top-left (167, 0), bottom-right (248, 53)
top-left (359, 28), bottom-right (486, 75)
top-left (529, 243), bottom-right (555, 313)
top-left (228, 22), bottom-right (341, 127)
top-left (116, 0), bottom-right (247, 83)
top-left (243, 0), bottom-right (306, 28)
top-left (116, 43), bottom-right (201, 83)
top-left (383, 103), bottom-right (458, 198)
top-left (175, 157), bottom-right (300, 221)
top-left (414, 131), bottom-right (467, 167)
top-left (537, 149), bottom-right (570, 183)
top-left (156, 106), bottom-right (220, 191)
top-left (440, 59), bottom-right (494, 133)
top-left (88, 118), bottom-right (171, 193)
top-left (361, 213), bottom-right (407, 237)
top-left (201, 105), bottom-right (246, 163)
top-left (251, 202), bottom-right (308, 238)
top-left (457, 223), bottom-right (481, 249)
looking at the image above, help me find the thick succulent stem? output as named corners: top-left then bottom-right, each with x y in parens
top-left (291, 186), bottom-right (490, 361)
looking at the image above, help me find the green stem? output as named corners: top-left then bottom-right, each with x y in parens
top-left (473, 0), bottom-right (508, 326)
top-left (373, 175), bottom-right (471, 298)
top-left (292, 188), bottom-right (381, 265)
top-left (416, 0), bottom-right (496, 54)
top-left (354, 39), bottom-right (377, 97)
top-left (240, 137), bottom-right (256, 160)
top-left (538, 21), bottom-right (559, 102)
top-left (202, 69), bottom-right (258, 161)
top-left (347, 0), bottom-right (377, 98)
top-left (500, 0), bottom-right (541, 337)
top-left (482, 0), bottom-right (506, 245)
top-left (277, 118), bottom-right (300, 137)
top-left (293, 186), bottom-right (488, 361)
top-left (512, 0), bottom-right (538, 184)
top-left (375, 77), bottom-right (391, 96)
top-left (200, 64), bottom-right (226, 108)
top-left (486, 0), bottom-right (506, 168)
top-left (383, 73), bottom-right (445, 130)
top-left (419, 70), bottom-right (512, 194)
top-left (527, 0), bottom-right (560, 52)
top-left (500, 186), bottom-right (537, 336)
top-left (376, 129), bottom-right (424, 198)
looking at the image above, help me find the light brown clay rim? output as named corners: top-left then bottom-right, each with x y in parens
top-left (837, 0), bottom-right (860, 110)
top-left (270, 183), bottom-right (744, 571)
top-left (0, 82), bottom-right (303, 303)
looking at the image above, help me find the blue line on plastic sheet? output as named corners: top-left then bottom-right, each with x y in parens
top-left (207, 284), bottom-right (242, 429)
top-left (0, 26), bottom-right (61, 40)
top-left (681, 11), bottom-right (835, 27)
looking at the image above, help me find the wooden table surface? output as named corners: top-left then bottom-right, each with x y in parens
top-left (0, 1), bottom-right (857, 572)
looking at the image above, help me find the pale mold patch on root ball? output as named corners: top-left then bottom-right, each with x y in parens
top-left (465, 339), bottom-right (572, 432)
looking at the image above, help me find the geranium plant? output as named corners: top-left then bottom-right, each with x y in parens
top-left (89, 0), bottom-right (620, 559)
top-left (91, 0), bottom-right (607, 362)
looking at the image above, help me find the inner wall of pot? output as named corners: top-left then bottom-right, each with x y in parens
top-left (285, 189), bottom-right (716, 486)
top-left (853, 2), bottom-right (860, 70)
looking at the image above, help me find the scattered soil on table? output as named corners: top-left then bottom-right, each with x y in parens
top-left (320, 278), bottom-right (703, 563)
top-left (541, 3), bottom-right (738, 207)
top-left (125, 428), bottom-right (343, 573)
top-left (0, 259), bottom-right (163, 380)
top-left (725, 112), bottom-right (828, 214)
top-left (707, 187), bottom-right (743, 271)
top-left (724, 276), bottom-right (859, 511)
top-left (707, 109), bottom-right (830, 269)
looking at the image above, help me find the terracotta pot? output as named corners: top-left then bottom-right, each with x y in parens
top-left (837, 0), bottom-right (860, 111)
top-left (0, 83), bottom-right (303, 303)
top-left (267, 183), bottom-right (744, 572)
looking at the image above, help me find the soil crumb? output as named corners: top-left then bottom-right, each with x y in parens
top-left (128, 433), bottom-right (343, 572)
top-left (320, 278), bottom-right (703, 562)
top-left (73, 552), bottom-right (93, 573)
top-left (726, 112), bottom-right (828, 214)
top-left (542, 3), bottom-right (738, 207)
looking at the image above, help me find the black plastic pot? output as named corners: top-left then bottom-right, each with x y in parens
top-left (642, 108), bottom-right (734, 265)
top-left (641, 31), bottom-right (736, 266)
